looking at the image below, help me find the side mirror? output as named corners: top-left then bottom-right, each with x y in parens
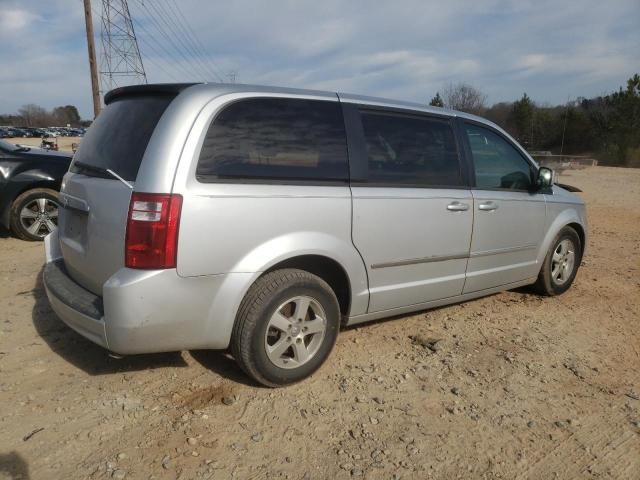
top-left (537, 167), bottom-right (553, 189)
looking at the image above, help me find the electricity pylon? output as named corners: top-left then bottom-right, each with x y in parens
top-left (99, 0), bottom-right (147, 94)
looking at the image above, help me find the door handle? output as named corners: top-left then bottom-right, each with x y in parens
top-left (447, 201), bottom-right (470, 212)
top-left (478, 201), bottom-right (498, 212)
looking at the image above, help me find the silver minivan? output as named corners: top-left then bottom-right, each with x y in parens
top-left (43, 83), bottom-right (587, 386)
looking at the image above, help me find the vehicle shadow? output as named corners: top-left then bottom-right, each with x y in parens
top-left (0, 451), bottom-right (30, 480)
top-left (189, 350), bottom-right (260, 387)
top-left (31, 266), bottom-right (188, 375)
top-left (0, 225), bottom-right (10, 238)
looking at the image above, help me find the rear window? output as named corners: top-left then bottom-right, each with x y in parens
top-left (71, 95), bottom-right (174, 181)
top-left (196, 98), bottom-right (349, 182)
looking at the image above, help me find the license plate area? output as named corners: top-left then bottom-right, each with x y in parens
top-left (60, 208), bottom-right (88, 250)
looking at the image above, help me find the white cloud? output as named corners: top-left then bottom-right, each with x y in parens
top-left (0, 0), bottom-right (638, 118)
top-left (0, 8), bottom-right (41, 37)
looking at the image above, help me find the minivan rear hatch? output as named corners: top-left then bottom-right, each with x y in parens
top-left (58, 86), bottom-right (187, 295)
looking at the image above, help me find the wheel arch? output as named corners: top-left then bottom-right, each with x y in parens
top-left (537, 208), bottom-right (587, 267)
top-left (199, 237), bottom-right (370, 351)
top-left (226, 231), bottom-right (370, 318)
top-left (567, 222), bottom-right (585, 254)
top-left (1, 178), bottom-right (61, 230)
top-left (263, 254), bottom-right (352, 319)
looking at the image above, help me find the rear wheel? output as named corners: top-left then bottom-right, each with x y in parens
top-left (534, 226), bottom-right (582, 296)
top-left (9, 188), bottom-right (60, 241)
top-left (232, 269), bottom-right (340, 387)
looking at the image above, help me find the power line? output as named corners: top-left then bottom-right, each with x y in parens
top-left (164, 0), bottom-right (224, 80)
top-left (129, 14), bottom-right (195, 81)
top-left (89, 1), bottom-right (187, 90)
top-left (86, 0), bottom-right (231, 95)
top-left (129, 0), bottom-right (209, 80)
top-left (152, 0), bottom-right (223, 81)
top-left (160, 0), bottom-right (225, 82)
top-left (135, 37), bottom-right (184, 82)
top-left (131, 0), bottom-right (213, 81)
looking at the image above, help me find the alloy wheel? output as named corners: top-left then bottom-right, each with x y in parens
top-left (551, 238), bottom-right (576, 285)
top-left (264, 296), bottom-right (327, 369)
top-left (19, 198), bottom-right (58, 238)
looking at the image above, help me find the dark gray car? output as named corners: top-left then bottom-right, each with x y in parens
top-left (0, 139), bottom-right (72, 240)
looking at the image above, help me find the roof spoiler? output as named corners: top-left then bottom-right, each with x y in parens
top-left (104, 83), bottom-right (199, 105)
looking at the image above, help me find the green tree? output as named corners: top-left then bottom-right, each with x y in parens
top-left (532, 107), bottom-right (564, 151)
top-left (510, 93), bottom-right (535, 147)
top-left (53, 105), bottom-right (82, 126)
top-left (429, 92), bottom-right (444, 107)
top-left (484, 102), bottom-right (513, 130)
top-left (585, 74), bottom-right (640, 165)
top-left (604, 74), bottom-right (640, 165)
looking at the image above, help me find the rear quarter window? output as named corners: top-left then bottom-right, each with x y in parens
top-left (196, 98), bottom-right (349, 182)
top-left (71, 95), bottom-right (174, 181)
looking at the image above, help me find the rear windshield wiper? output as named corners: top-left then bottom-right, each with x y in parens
top-left (73, 161), bottom-right (133, 189)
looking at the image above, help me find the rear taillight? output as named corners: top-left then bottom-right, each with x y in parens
top-left (125, 193), bottom-right (183, 269)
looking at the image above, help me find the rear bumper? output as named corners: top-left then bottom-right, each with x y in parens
top-left (43, 259), bottom-right (108, 348)
top-left (43, 230), bottom-right (252, 355)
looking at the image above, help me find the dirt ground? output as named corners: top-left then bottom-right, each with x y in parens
top-left (5, 136), bottom-right (81, 153)
top-left (0, 166), bottom-right (639, 480)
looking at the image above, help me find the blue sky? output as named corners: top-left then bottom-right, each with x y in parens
top-left (1, 0), bottom-right (639, 119)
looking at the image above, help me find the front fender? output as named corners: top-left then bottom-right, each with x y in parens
top-left (537, 205), bottom-right (587, 266)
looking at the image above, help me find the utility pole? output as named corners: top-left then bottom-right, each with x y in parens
top-left (83, 0), bottom-right (101, 118)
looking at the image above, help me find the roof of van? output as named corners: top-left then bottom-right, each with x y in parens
top-left (104, 82), bottom-right (493, 127)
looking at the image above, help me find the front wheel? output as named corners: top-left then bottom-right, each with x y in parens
top-left (534, 226), bottom-right (582, 296)
top-left (231, 269), bottom-right (341, 387)
top-left (9, 188), bottom-right (60, 241)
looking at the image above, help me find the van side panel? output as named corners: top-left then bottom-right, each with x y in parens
top-left (170, 92), bottom-right (370, 318)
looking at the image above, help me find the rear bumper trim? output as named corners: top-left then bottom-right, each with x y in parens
top-left (43, 259), bottom-right (108, 349)
top-left (43, 259), bottom-right (104, 319)
top-left (44, 282), bottom-right (108, 349)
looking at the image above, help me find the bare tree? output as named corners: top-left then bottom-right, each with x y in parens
top-left (18, 104), bottom-right (50, 127)
top-left (442, 82), bottom-right (487, 115)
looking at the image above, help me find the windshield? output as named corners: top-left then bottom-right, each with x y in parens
top-left (70, 95), bottom-right (175, 181)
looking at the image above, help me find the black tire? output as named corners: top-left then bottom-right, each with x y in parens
top-left (9, 188), bottom-right (60, 241)
top-left (231, 269), bottom-right (341, 387)
top-left (534, 226), bottom-right (582, 296)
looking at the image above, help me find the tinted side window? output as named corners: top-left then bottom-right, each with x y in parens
top-left (464, 123), bottom-right (533, 190)
top-left (71, 95), bottom-right (174, 181)
top-left (197, 98), bottom-right (348, 181)
top-left (358, 109), bottom-right (462, 187)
